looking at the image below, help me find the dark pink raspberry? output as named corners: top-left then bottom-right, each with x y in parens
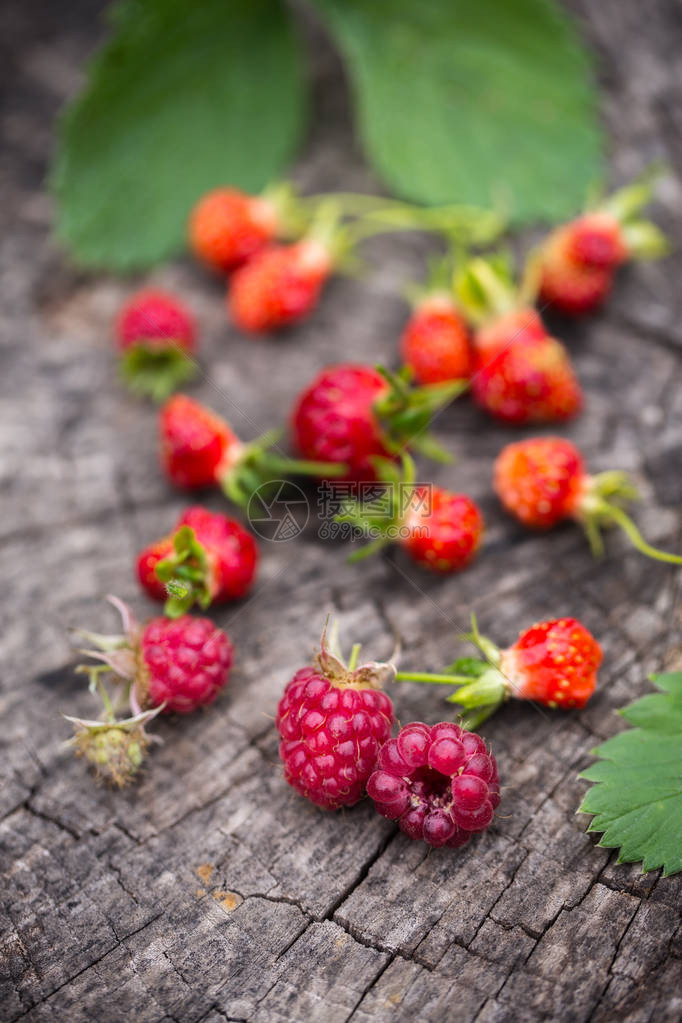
top-left (115, 289), bottom-right (196, 354)
top-left (276, 663), bottom-right (395, 810)
top-left (139, 615), bottom-right (233, 713)
top-left (367, 721), bottom-right (500, 847)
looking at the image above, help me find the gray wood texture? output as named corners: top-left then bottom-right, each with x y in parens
top-left (1, 1), bottom-right (681, 1020)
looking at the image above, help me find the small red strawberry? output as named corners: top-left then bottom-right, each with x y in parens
top-left (76, 597), bottom-right (234, 715)
top-left (396, 614), bottom-right (603, 728)
top-left (472, 333), bottom-right (583, 425)
top-left (276, 622), bottom-right (395, 809)
top-left (189, 187), bottom-right (279, 273)
top-left (228, 239), bottom-right (332, 333)
top-left (400, 292), bottom-right (473, 385)
top-left (367, 721), bottom-right (500, 847)
top-left (137, 506), bottom-right (258, 615)
top-left (115, 289), bottom-right (198, 400)
top-left (159, 394), bottom-right (346, 505)
top-left (494, 436), bottom-right (682, 563)
top-left (455, 256), bottom-right (582, 424)
top-left (292, 364), bottom-right (464, 481)
top-left (473, 306), bottom-right (547, 359)
top-left (537, 178), bottom-right (668, 316)
top-left (336, 457), bottom-right (483, 573)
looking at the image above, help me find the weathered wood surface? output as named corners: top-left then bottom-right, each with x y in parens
top-left (1, 1), bottom-right (681, 1020)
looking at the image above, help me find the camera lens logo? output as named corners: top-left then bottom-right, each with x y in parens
top-left (247, 480), bottom-right (309, 541)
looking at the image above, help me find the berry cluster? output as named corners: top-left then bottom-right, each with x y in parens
top-left (64, 170), bottom-right (676, 863)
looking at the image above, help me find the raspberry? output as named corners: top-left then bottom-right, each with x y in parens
top-left (367, 721), bottom-right (500, 847)
top-left (276, 624), bottom-right (395, 809)
top-left (72, 598), bottom-right (234, 716)
top-left (138, 616), bottom-right (234, 713)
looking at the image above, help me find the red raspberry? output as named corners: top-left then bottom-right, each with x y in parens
top-left (159, 394), bottom-right (244, 490)
top-left (292, 363), bottom-right (461, 481)
top-left (367, 721), bottom-right (500, 847)
top-left (276, 625), bottom-right (395, 809)
top-left (116, 289), bottom-right (196, 354)
top-left (138, 615), bottom-right (233, 713)
top-left (137, 536), bottom-right (174, 601)
top-left (228, 240), bottom-right (331, 333)
top-left (73, 598), bottom-right (234, 716)
top-left (137, 506), bottom-right (258, 611)
top-left (292, 364), bottom-right (391, 480)
top-left (114, 290), bottom-right (198, 401)
top-left (189, 187), bottom-right (278, 273)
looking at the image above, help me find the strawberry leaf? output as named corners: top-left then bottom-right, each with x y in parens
top-left (312, 0), bottom-right (603, 223)
top-left (53, 0), bottom-right (306, 270)
top-left (579, 672), bottom-right (682, 876)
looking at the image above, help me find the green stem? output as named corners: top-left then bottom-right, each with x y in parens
top-left (395, 671), bottom-right (473, 685)
top-left (347, 536), bottom-right (391, 563)
top-left (348, 644), bottom-right (362, 672)
top-left (605, 503), bottom-right (682, 564)
top-left (97, 678), bottom-right (115, 721)
top-left (265, 456), bottom-right (349, 478)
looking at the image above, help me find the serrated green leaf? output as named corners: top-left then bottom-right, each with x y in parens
top-left (579, 672), bottom-right (682, 876)
top-left (53, 0), bottom-right (306, 270)
top-left (312, 0), bottom-right (603, 223)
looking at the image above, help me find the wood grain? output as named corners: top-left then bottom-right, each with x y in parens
top-left (1, 1), bottom-right (681, 1020)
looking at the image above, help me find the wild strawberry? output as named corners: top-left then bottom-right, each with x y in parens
top-left (537, 178), bottom-right (668, 316)
top-left (401, 487), bottom-right (483, 572)
top-left (538, 253), bottom-right (613, 317)
top-left (115, 289), bottom-right (198, 400)
top-left (137, 506), bottom-right (258, 615)
top-left (189, 187), bottom-right (279, 273)
top-left (400, 293), bottom-right (473, 385)
top-left (367, 721), bottom-right (500, 847)
top-left (396, 614), bottom-right (603, 727)
top-left (455, 256), bottom-right (582, 424)
top-left (292, 364), bottom-right (463, 481)
top-left (159, 394), bottom-right (344, 505)
top-left (336, 456), bottom-right (483, 573)
top-left (472, 334), bottom-right (582, 425)
top-left (474, 307), bottom-right (547, 359)
top-left (276, 622), bottom-right (395, 809)
top-left (76, 597), bottom-right (234, 715)
top-left (494, 436), bottom-right (682, 563)
top-left (228, 239), bottom-right (332, 333)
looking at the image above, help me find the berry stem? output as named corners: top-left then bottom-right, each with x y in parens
top-left (601, 502), bottom-right (682, 564)
top-left (395, 671), bottom-right (475, 685)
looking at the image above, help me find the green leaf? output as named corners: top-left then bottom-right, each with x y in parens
top-left (312, 0), bottom-right (603, 223)
top-left (53, 0), bottom-right (306, 270)
top-left (579, 672), bottom-right (682, 876)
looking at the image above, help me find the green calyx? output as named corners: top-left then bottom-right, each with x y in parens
top-left (578, 472), bottom-right (682, 564)
top-left (395, 614), bottom-right (508, 730)
top-left (221, 428), bottom-right (349, 509)
top-left (454, 252), bottom-right (536, 325)
top-left (373, 365), bottom-right (467, 463)
top-left (334, 453), bottom-right (417, 564)
top-left (119, 343), bottom-right (198, 402)
top-left (155, 526), bottom-right (213, 617)
top-left (597, 170), bottom-right (670, 260)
